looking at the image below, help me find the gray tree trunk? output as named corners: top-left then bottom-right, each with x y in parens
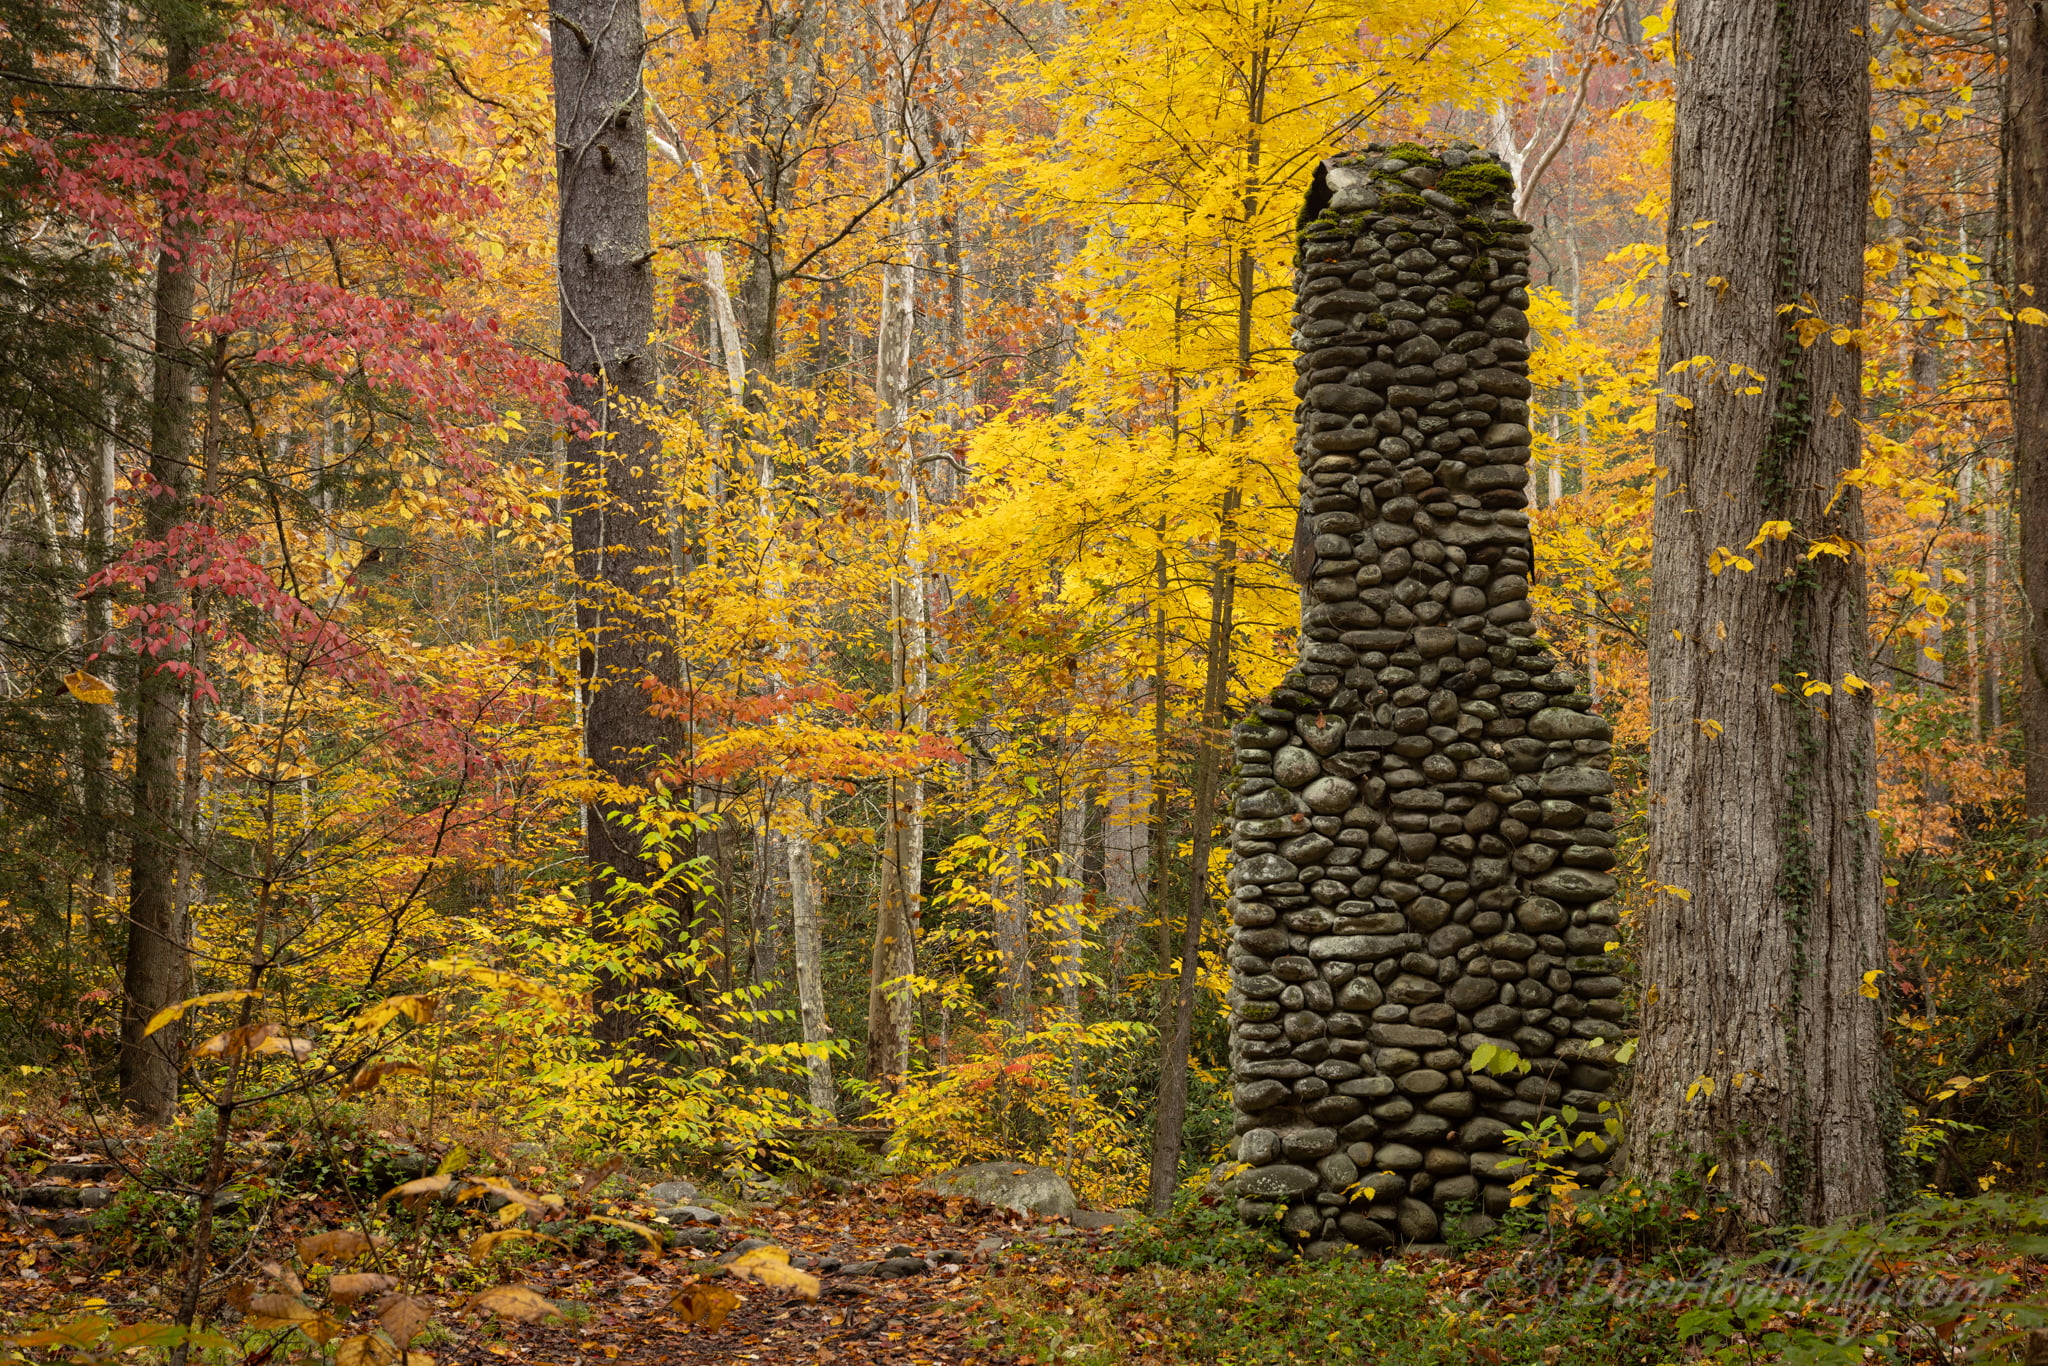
top-left (551, 0), bottom-right (668, 1044)
top-left (994, 841), bottom-right (1033, 1027)
top-left (1632, 0), bottom-right (1890, 1229)
top-left (786, 821), bottom-right (837, 1112)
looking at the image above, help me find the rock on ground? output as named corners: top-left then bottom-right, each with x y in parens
top-left (918, 1161), bottom-right (1078, 1218)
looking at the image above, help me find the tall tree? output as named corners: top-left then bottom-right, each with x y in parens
top-left (119, 14), bottom-right (202, 1121)
top-left (550, 0), bottom-right (667, 1041)
top-left (1632, 0), bottom-right (1890, 1227)
top-left (2011, 0), bottom-right (2048, 826)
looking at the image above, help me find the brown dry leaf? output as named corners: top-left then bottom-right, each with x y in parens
top-left (585, 1215), bottom-right (662, 1256)
top-left (467, 1286), bottom-right (558, 1322)
top-left (467, 1177), bottom-right (542, 1213)
top-left (223, 1282), bottom-right (256, 1313)
top-left (667, 1283), bottom-right (740, 1330)
top-left (328, 1273), bottom-right (398, 1306)
top-left (258, 1262), bottom-right (306, 1296)
top-left (379, 1174), bottom-right (454, 1204)
top-left (726, 1245), bottom-right (820, 1301)
top-left (252, 1033), bottom-right (316, 1061)
top-left (193, 1022), bottom-right (281, 1059)
top-left (573, 1155), bottom-right (624, 1197)
top-left (374, 1293), bottom-right (434, 1348)
top-left (403, 1355), bottom-right (434, 1366)
top-left (243, 1293), bottom-right (317, 1329)
top-left (296, 1230), bottom-right (378, 1265)
top-left (339, 1061), bottom-right (425, 1098)
top-left (335, 1335), bottom-right (398, 1366)
top-left (468, 1229), bottom-right (564, 1260)
top-left (301, 1315), bottom-right (346, 1347)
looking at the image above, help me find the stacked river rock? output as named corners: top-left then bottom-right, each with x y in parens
top-left (1224, 142), bottom-right (1632, 1254)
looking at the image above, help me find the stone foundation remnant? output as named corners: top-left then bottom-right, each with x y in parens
top-left (1223, 142), bottom-right (1633, 1252)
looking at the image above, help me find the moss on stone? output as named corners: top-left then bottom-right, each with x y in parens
top-left (1378, 192), bottom-right (1426, 213)
top-left (1444, 296), bottom-right (1475, 316)
top-left (1436, 162), bottom-right (1514, 206)
top-left (1384, 141), bottom-right (1441, 167)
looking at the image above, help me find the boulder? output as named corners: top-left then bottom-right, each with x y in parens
top-left (921, 1161), bottom-right (1078, 1218)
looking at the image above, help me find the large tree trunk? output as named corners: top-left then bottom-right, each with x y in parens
top-left (2012, 0), bottom-right (2048, 825)
top-left (1631, 0), bottom-right (1889, 1229)
top-left (551, 0), bottom-right (667, 1045)
top-left (118, 25), bottom-right (198, 1120)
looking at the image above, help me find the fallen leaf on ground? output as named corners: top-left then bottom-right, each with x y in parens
top-left (329, 1273), bottom-right (398, 1305)
top-left (467, 1285), bottom-right (558, 1322)
top-left (668, 1282), bottom-right (741, 1329)
top-left (297, 1230), bottom-right (379, 1264)
top-left (727, 1245), bottom-right (821, 1301)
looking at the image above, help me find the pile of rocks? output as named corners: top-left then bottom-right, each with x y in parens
top-left (1224, 141), bottom-right (1632, 1254)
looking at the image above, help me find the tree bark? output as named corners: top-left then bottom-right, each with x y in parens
top-left (1146, 488), bottom-right (1239, 1213)
top-left (1055, 783), bottom-right (1087, 1025)
top-left (864, 83), bottom-right (928, 1087)
top-left (994, 840), bottom-right (1033, 1027)
top-left (787, 813), bottom-right (837, 1112)
top-left (118, 23), bottom-right (198, 1120)
top-left (551, 0), bottom-right (667, 1045)
top-left (1631, 0), bottom-right (1890, 1229)
top-left (2011, 0), bottom-right (2048, 824)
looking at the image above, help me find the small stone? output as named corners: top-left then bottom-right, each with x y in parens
top-left (1375, 1143), bottom-right (1424, 1171)
top-left (1339, 1212), bottom-right (1395, 1248)
top-left (1538, 766), bottom-right (1614, 797)
top-left (1528, 868), bottom-right (1619, 903)
top-left (1283, 1127), bottom-right (1341, 1161)
top-left (1303, 776), bottom-right (1361, 814)
top-left (646, 1180), bottom-right (699, 1205)
top-left (1397, 1198), bottom-right (1442, 1241)
top-left (1238, 1129), bottom-right (1283, 1165)
top-left (876, 1256), bottom-right (931, 1278)
top-left (1275, 747), bottom-right (1323, 787)
top-left (1233, 1163), bottom-right (1320, 1198)
top-left (1239, 853), bottom-right (1300, 884)
top-left (1237, 787), bottom-right (1299, 819)
top-left (1515, 897), bottom-right (1569, 933)
top-left (1528, 707), bottom-right (1611, 741)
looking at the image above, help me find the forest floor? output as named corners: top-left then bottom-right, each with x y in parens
top-left (0, 1110), bottom-right (1118, 1366)
top-left (6, 1109), bottom-right (2048, 1366)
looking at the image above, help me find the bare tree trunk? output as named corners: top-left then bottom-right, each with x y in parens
top-left (118, 23), bottom-right (198, 1119)
top-left (994, 839), bottom-right (1033, 1028)
top-left (1631, 0), bottom-right (1889, 1230)
top-left (1055, 783), bottom-right (1086, 1026)
top-left (1146, 488), bottom-right (1239, 1212)
top-left (787, 815), bottom-right (837, 1112)
top-left (2011, 0), bottom-right (2048, 822)
top-left (1103, 687), bottom-right (1151, 914)
top-left (551, 0), bottom-right (668, 1046)
top-left (865, 69), bottom-right (928, 1085)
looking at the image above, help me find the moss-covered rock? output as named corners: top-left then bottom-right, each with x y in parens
top-left (1436, 161), bottom-right (1515, 206)
top-left (1383, 141), bottom-right (1441, 167)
